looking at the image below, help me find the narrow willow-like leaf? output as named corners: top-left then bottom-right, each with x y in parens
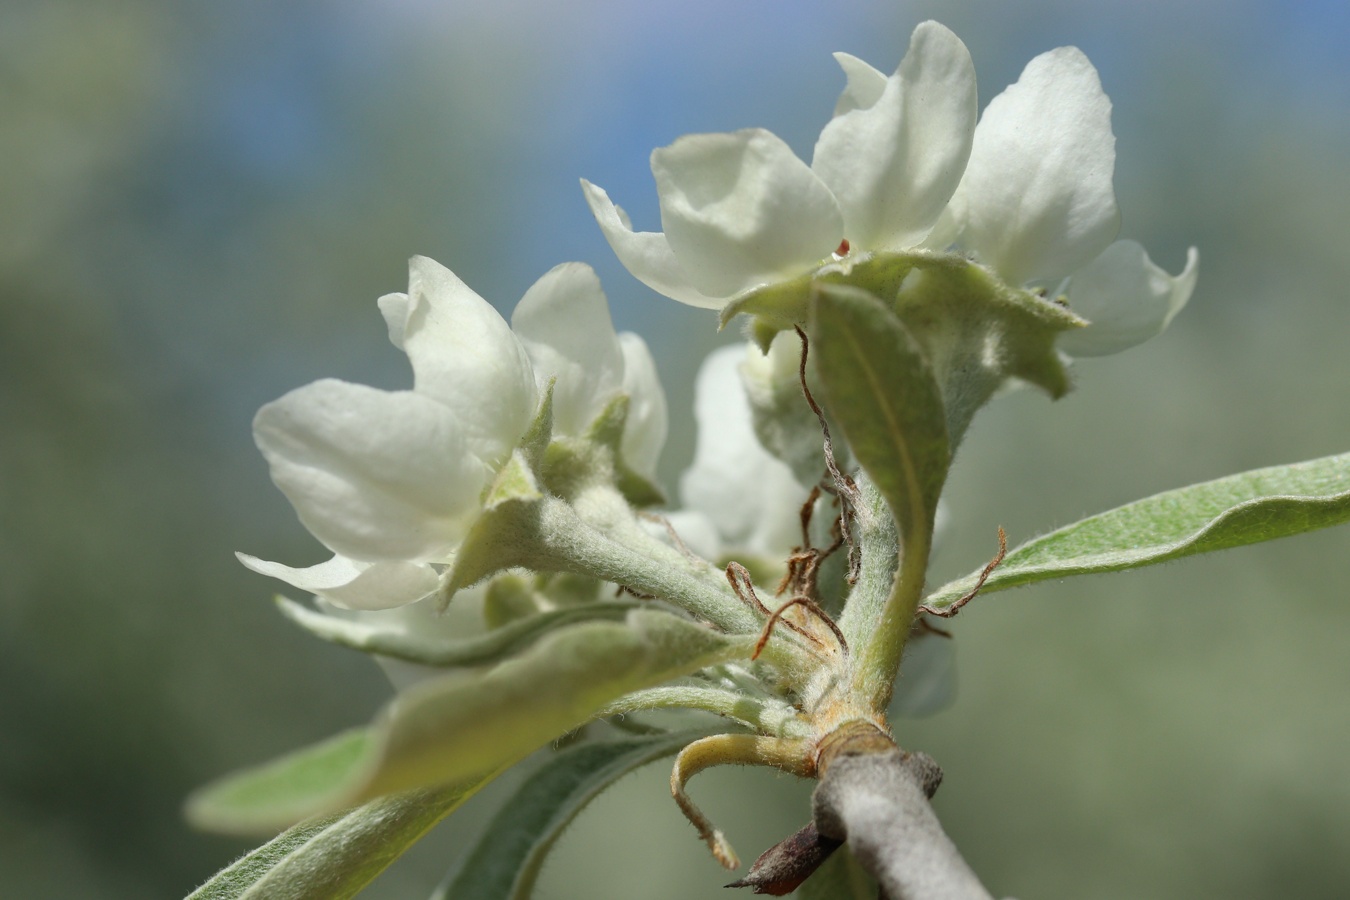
top-left (362, 610), bottom-right (745, 800)
top-left (187, 729), bottom-right (381, 835)
top-left (190, 610), bottom-right (751, 833)
top-left (434, 733), bottom-right (695, 900)
top-left (188, 775), bottom-right (494, 900)
top-left (924, 451), bottom-right (1350, 609)
top-left (809, 284), bottom-right (949, 548)
top-left (811, 285), bottom-right (950, 708)
top-left (276, 597), bottom-right (636, 667)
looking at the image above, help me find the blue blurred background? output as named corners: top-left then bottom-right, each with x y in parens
top-left (2, 1), bottom-right (1348, 897)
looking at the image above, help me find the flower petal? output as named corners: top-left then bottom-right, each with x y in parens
top-left (812, 21), bottom-right (977, 251)
top-left (950, 46), bottom-right (1120, 285)
top-left (617, 331), bottom-right (668, 479)
top-left (511, 262), bottom-right (625, 437)
top-left (1058, 242), bottom-right (1199, 357)
top-left (402, 256), bottom-right (539, 467)
top-left (652, 128), bottom-right (843, 298)
top-left (377, 292), bottom-right (412, 350)
top-left (679, 345), bottom-right (809, 557)
top-left (253, 378), bottom-right (489, 561)
top-left (830, 52), bottom-right (887, 117)
top-left (236, 553), bottom-right (439, 610)
top-left (580, 180), bottom-right (723, 309)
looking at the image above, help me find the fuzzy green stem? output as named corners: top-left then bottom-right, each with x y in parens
top-left (524, 496), bottom-right (816, 677)
top-left (839, 476), bottom-right (934, 714)
top-left (596, 685), bottom-right (813, 740)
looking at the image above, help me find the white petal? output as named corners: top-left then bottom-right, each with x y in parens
top-left (402, 256), bottom-right (539, 467)
top-left (951, 47), bottom-right (1120, 285)
top-left (652, 129), bottom-right (844, 298)
top-left (617, 331), bottom-right (668, 479)
top-left (511, 262), bottom-right (625, 437)
top-left (581, 180), bottom-right (724, 309)
top-left (253, 379), bottom-right (489, 561)
top-left (1058, 242), bottom-right (1199, 357)
top-left (236, 552), bottom-right (438, 610)
top-left (679, 345), bottom-right (809, 557)
top-left (830, 52), bottom-right (887, 117)
top-left (812, 22), bottom-right (977, 251)
top-left (377, 292), bottom-right (411, 350)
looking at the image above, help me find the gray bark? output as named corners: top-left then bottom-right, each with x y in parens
top-left (812, 750), bottom-right (993, 900)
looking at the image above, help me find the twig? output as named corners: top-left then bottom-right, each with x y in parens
top-left (813, 750), bottom-right (994, 900)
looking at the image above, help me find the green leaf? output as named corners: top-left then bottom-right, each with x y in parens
top-left (434, 733), bottom-right (695, 900)
top-left (924, 451), bottom-right (1350, 609)
top-left (187, 729), bottom-right (382, 835)
top-left (189, 611), bottom-right (751, 834)
top-left (187, 776), bottom-right (493, 900)
top-left (277, 597), bottom-right (636, 667)
top-left (809, 284), bottom-right (949, 549)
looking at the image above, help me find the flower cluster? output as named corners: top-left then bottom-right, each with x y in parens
top-left (204, 21), bottom-right (1209, 883)
top-left (239, 257), bottom-right (665, 611)
top-left (584, 21), bottom-right (1196, 356)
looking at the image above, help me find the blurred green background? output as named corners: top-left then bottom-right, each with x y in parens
top-left (2, 0), bottom-right (1347, 897)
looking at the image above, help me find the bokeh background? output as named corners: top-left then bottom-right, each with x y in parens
top-left (3, 0), bottom-right (1348, 897)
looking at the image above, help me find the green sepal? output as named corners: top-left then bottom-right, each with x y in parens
top-left (433, 732), bottom-right (697, 900)
top-left (924, 451), bottom-right (1350, 609)
top-left (186, 775), bottom-right (494, 899)
top-left (187, 610), bottom-right (751, 834)
top-left (518, 379), bottom-right (556, 471)
top-left (580, 393), bottom-right (667, 506)
top-left (276, 595), bottom-right (638, 667)
top-left (583, 391), bottom-right (629, 452)
top-left (484, 449), bottom-right (544, 509)
top-left (543, 392), bottom-right (666, 508)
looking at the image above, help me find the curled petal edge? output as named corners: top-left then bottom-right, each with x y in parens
top-left (236, 553), bottom-right (439, 611)
top-left (580, 179), bottom-right (726, 309)
top-left (1058, 242), bottom-right (1199, 357)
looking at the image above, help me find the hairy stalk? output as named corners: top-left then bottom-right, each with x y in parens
top-left (595, 685), bottom-right (813, 739)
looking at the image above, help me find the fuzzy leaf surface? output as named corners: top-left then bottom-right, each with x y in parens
top-left (189, 611), bottom-right (748, 833)
top-left (924, 452), bottom-right (1350, 609)
top-left (187, 777), bottom-right (491, 900)
top-left (434, 733), bottom-right (695, 900)
top-left (809, 284), bottom-right (949, 544)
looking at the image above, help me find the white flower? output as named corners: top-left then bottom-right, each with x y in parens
top-left (668, 343), bottom-right (813, 564)
top-left (921, 45), bottom-right (1199, 355)
top-left (239, 257), bottom-right (666, 610)
top-left (585, 20), bottom-right (1196, 355)
top-left (582, 21), bottom-right (977, 309)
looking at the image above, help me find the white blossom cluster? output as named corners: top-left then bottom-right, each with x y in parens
top-left (241, 21), bottom-right (1195, 624)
